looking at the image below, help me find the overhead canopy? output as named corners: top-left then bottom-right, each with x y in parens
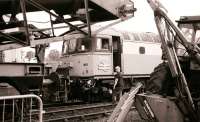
top-left (0, 0), bottom-right (136, 51)
top-left (0, 0), bottom-right (134, 22)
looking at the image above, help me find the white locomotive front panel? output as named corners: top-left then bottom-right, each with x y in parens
top-left (61, 34), bottom-right (114, 78)
top-left (61, 53), bottom-right (113, 77)
top-left (93, 53), bottom-right (113, 77)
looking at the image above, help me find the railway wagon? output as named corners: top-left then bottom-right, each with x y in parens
top-left (0, 63), bottom-right (44, 95)
top-left (49, 28), bottom-right (162, 102)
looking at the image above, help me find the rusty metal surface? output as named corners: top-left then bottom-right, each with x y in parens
top-left (135, 93), bottom-right (184, 122)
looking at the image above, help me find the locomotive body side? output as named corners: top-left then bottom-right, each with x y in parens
top-left (121, 33), bottom-right (162, 77)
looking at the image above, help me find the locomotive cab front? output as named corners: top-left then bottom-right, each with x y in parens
top-left (61, 34), bottom-right (114, 79)
top-left (58, 34), bottom-right (116, 102)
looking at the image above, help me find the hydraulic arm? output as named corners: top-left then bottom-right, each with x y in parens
top-left (147, 0), bottom-right (200, 120)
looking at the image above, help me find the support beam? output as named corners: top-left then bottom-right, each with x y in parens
top-left (59, 25), bottom-right (88, 36)
top-left (20, 0), bottom-right (30, 45)
top-left (49, 13), bottom-right (55, 37)
top-left (25, 0), bottom-right (88, 35)
top-left (0, 32), bottom-right (26, 46)
top-left (84, 0), bottom-right (91, 37)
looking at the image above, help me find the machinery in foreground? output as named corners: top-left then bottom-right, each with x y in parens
top-left (132, 0), bottom-right (200, 121)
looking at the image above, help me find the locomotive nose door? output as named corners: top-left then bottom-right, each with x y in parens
top-left (112, 36), bottom-right (122, 70)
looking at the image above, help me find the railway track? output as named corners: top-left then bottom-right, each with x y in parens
top-left (29, 102), bottom-right (136, 122)
top-left (43, 102), bottom-right (115, 122)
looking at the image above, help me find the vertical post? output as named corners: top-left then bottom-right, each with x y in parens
top-left (12, 100), bottom-right (15, 122)
top-left (2, 100), bottom-right (5, 122)
top-left (21, 99), bottom-right (24, 122)
top-left (20, 0), bottom-right (30, 45)
top-left (29, 98), bottom-right (33, 122)
top-left (49, 13), bottom-right (55, 37)
top-left (0, 51), bottom-right (4, 62)
top-left (84, 0), bottom-right (91, 37)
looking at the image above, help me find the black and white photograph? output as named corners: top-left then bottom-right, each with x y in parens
top-left (0, 0), bottom-right (200, 121)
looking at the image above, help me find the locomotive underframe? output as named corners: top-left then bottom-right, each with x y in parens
top-left (29, 66), bottom-right (150, 103)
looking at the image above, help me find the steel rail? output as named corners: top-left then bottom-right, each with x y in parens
top-left (42, 103), bottom-right (135, 122)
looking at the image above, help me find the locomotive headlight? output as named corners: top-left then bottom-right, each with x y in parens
top-left (86, 80), bottom-right (95, 88)
top-left (87, 80), bottom-right (92, 86)
top-left (69, 80), bottom-right (73, 83)
top-left (109, 89), bottom-right (113, 94)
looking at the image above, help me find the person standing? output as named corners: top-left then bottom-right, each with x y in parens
top-left (112, 66), bottom-right (124, 103)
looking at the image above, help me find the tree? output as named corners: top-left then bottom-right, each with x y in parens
top-left (48, 49), bottom-right (60, 61)
top-left (25, 51), bottom-right (35, 61)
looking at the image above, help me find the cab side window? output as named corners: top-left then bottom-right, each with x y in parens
top-left (96, 38), bottom-right (109, 51)
top-left (62, 39), bottom-right (77, 54)
top-left (62, 41), bottom-right (68, 55)
top-left (76, 38), bottom-right (91, 52)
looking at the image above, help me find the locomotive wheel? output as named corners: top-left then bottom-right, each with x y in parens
top-left (146, 62), bottom-right (174, 96)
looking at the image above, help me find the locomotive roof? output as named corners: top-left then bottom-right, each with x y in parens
top-left (94, 28), bottom-right (160, 43)
top-left (70, 26), bottom-right (160, 43)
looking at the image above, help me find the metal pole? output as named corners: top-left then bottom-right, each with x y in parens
top-left (155, 11), bottom-right (195, 109)
top-left (0, 32), bottom-right (26, 45)
top-left (84, 0), bottom-right (92, 37)
top-left (20, 0), bottom-right (30, 45)
top-left (49, 13), bottom-right (55, 37)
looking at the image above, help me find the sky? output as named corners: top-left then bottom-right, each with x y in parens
top-left (114, 0), bottom-right (200, 33)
